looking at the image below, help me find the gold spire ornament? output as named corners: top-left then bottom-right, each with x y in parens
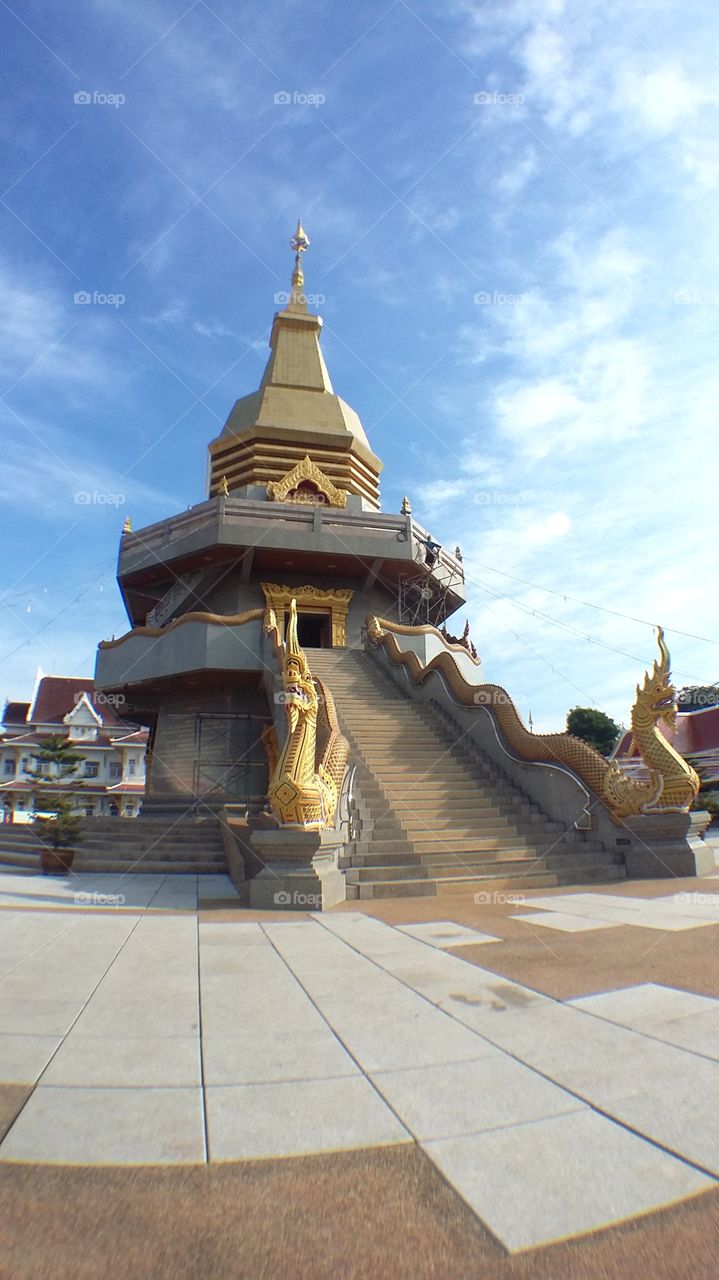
top-left (400, 495), bottom-right (412, 515)
top-left (122, 516), bottom-right (132, 533)
top-left (289, 218), bottom-right (310, 301)
top-left (219, 474), bottom-right (229, 496)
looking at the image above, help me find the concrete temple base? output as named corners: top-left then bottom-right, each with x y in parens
top-left (247, 827), bottom-right (347, 911)
top-left (622, 810), bottom-right (716, 879)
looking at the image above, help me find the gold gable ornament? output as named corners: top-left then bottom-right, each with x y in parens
top-left (266, 455), bottom-right (348, 509)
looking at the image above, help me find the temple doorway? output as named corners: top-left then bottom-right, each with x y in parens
top-left (296, 611), bottom-right (331, 648)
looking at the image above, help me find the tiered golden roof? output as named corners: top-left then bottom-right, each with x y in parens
top-left (208, 223), bottom-right (383, 508)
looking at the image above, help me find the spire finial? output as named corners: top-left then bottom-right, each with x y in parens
top-left (289, 218), bottom-right (310, 303)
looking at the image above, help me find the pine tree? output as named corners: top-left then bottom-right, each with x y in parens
top-left (26, 736), bottom-right (86, 863)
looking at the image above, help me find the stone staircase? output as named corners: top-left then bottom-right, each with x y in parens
top-left (0, 817), bottom-right (227, 875)
top-left (308, 648), bottom-right (626, 900)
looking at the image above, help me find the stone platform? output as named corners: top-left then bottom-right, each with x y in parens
top-left (2, 865), bottom-right (719, 1268)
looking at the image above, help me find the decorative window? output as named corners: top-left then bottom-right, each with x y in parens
top-left (84, 762), bottom-right (99, 778)
top-left (128, 759), bottom-right (136, 777)
top-left (109, 763), bottom-right (122, 779)
top-left (3, 759), bottom-right (15, 777)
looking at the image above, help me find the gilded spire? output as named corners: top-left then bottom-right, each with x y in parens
top-left (289, 219), bottom-right (310, 306)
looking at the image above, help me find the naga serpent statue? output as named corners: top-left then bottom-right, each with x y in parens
top-left (366, 616), bottom-right (699, 820)
top-left (602, 626), bottom-right (700, 816)
top-left (265, 599), bottom-right (349, 829)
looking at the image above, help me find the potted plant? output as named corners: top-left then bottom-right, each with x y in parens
top-left (26, 736), bottom-right (85, 874)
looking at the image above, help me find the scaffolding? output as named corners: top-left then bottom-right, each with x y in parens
top-left (396, 528), bottom-right (465, 629)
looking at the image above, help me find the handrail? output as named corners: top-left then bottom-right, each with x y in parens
top-left (365, 614), bottom-right (612, 804)
top-left (372, 616), bottom-right (482, 666)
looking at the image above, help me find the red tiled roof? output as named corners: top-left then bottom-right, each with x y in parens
top-left (30, 678), bottom-right (94, 724)
top-left (29, 677), bottom-right (132, 728)
top-left (2, 701), bottom-right (30, 725)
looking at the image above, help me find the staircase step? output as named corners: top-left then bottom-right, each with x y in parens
top-left (307, 648), bottom-right (624, 902)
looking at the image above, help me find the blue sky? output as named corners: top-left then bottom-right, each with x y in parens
top-left (1, 0), bottom-right (718, 732)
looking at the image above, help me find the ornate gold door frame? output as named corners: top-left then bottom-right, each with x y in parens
top-left (261, 583), bottom-right (353, 647)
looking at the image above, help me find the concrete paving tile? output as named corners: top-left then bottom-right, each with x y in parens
top-left (667, 890), bottom-right (719, 917)
top-left (0, 997), bottom-right (85, 1036)
top-left (201, 993), bottom-right (326, 1037)
top-left (458, 1001), bottom-right (719, 1106)
top-left (512, 912), bottom-right (622, 932)
top-left (71, 993), bottom-right (200, 1038)
top-left (317, 916), bottom-right (539, 1011)
top-left (396, 921), bottom-right (501, 948)
top-left (314, 996), bottom-right (496, 1073)
top-left (318, 915), bottom-right (428, 959)
top-left (200, 922), bottom-right (268, 947)
top-left (0, 914), bottom-right (89, 974)
top-left (373, 1055), bottom-right (583, 1141)
top-left (205, 1076), bottom-right (410, 1160)
top-left (569, 983), bottom-right (719, 1027)
top-left (0, 1085), bottom-right (205, 1164)
top-left (609, 1079), bottom-right (719, 1175)
top-left (650, 1008), bottom-right (719, 1059)
top-left (0, 1033), bottom-right (63, 1084)
top-left (521, 893), bottom-right (718, 932)
top-left (202, 1029), bottom-right (358, 1085)
top-left (40, 1034), bottom-right (202, 1087)
top-left (424, 1109), bottom-right (715, 1253)
top-left (568, 985), bottom-right (719, 1060)
top-left (0, 973), bottom-right (105, 1003)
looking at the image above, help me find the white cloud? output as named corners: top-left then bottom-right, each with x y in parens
top-left (497, 147), bottom-right (538, 196)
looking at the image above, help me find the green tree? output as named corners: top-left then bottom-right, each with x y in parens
top-left (566, 707), bottom-right (620, 756)
top-left (26, 736), bottom-right (86, 867)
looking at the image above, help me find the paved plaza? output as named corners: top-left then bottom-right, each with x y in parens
top-left (1, 865), bottom-right (719, 1276)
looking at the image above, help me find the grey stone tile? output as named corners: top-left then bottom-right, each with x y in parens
top-left (206, 1076), bottom-right (410, 1160)
top-left (0, 1033), bottom-right (63, 1084)
top-left (610, 1079), bottom-right (719, 1175)
top-left (396, 921), bottom-right (501, 948)
top-left (569, 983), bottom-right (719, 1027)
top-left (0, 1085), bottom-right (206, 1164)
top-left (315, 995), bottom-right (498, 1073)
top-left (40, 1034), bottom-right (201, 1087)
top-left (513, 912), bottom-right (621, 932)
top-left (373, 1055), bottom-right (583, 1141)
top-left (424, 1109), bottom-right (714, 1252)
top-left (200, 922), bottom-right (267, 947)
top-left (71, 993), bottom-right (200, 1038)
top-left (652, 1008), bottom-right (719, 1060)
top-left (476, 1001), bottom-right (719, 1105)
top-left (202, 1029), bottom-right (358, 1085)
top-left (0, 997), bottom-right (84, 1037)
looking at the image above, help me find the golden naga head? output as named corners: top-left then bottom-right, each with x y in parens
top-left (282, 599), bottom-right (318, 715)
top-left (638, 626), bottom-right (677, 730)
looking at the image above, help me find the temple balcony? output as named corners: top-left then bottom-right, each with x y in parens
top-left (117, 496), bottom-right (466, 626)
top-left (95, 612), bottom-right (265, 694)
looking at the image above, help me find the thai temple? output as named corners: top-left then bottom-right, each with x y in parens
top-left (84, 225), bottom-right (712, 908)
